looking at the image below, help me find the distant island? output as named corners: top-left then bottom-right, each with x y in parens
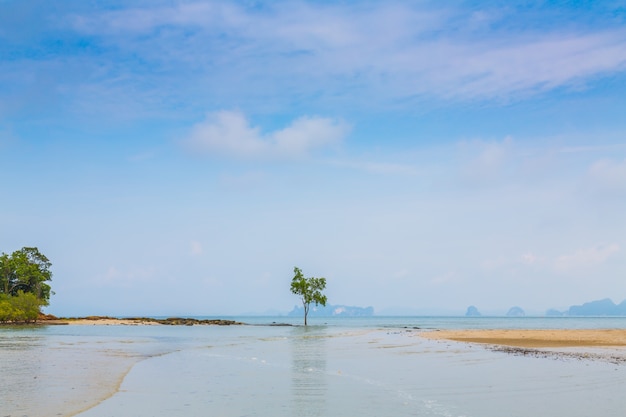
top-left (544, 298), bottom-right (626, 316)
top-left (464, 298), bottom-right (626, 317)
top-left (288, 304), bottom-right (374, 317)
top-left (464, 305), bottom-right (525, 317)
top-left (557, 298), bottom-right (626, 316)
top-left (465, 306), bottom-right (481, 316)
top-left (506, 306), bottom-right (525, 317)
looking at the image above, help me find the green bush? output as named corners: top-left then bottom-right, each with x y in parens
top-left (0, 295), bottom-right (16, 322)
top-left (0, 292), bottom-right (42, 323)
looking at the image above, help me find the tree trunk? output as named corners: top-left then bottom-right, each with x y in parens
top-left (303, 302), bottom-right (308, 326)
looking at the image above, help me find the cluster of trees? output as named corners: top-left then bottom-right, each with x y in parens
top-left (0, 247), bottom-right (52, 323)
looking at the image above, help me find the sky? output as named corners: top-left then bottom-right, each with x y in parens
top-left (2, 0), bottom-right (626, 317)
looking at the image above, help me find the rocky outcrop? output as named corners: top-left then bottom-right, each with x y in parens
top-left (128, 317), bottom-right (244, 325)
top-left (506, 306), bottom-right (525, 317)
top-left (465, 306), bottom-right (481, 316)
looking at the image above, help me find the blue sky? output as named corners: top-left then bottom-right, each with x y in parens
top-left (2, 0), bottom-right (626, 316)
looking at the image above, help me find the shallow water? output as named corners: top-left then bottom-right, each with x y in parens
top-left (2, 318), bottom-right (626, 417)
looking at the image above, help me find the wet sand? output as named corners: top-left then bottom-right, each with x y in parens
top-left (421, 329), bottom-right (626, 348)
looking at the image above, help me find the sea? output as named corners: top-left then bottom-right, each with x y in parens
top-left (2, 316), bottom-right (626, 417)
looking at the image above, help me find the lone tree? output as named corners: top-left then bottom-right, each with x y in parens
top-left (290, 266), bottom-right (327, 326)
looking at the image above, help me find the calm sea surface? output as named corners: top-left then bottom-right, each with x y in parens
top-left (2, 316), bottom-right (626, 417)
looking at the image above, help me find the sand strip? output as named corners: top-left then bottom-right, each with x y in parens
top-left (41, 317), bottom-right (243, 326)
top-left (420, 329), bottom-right (626, 348)
top-left (43, 317), bottom-right (162, 325)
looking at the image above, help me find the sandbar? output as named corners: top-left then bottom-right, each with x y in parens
top-left (40, 316), bottom-right (243, 326)
top-left (421, 329), bottom-right (626, 348)
top-left (55, 317), bottom-right (162, 325)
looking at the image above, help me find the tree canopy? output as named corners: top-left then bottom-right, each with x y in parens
top-left (0, 247), bottom-right (53, 322)
top-left (290, 266), bottom-right (327, 326)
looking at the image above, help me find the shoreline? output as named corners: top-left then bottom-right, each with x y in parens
top-left (29, 317), bottom-right (626, 347)
top-left (14, 317), bottom-right (626, 350)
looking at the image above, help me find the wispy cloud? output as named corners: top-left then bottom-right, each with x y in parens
top-left (430, 32), bottom-right (626, 100)
top-left (182, 110), bottom-right (349, 159)
top-left (61, 1), bottom-right (626, 110)
top-left (554, 243), bottom-right (620, 272)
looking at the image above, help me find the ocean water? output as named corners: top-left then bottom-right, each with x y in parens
top-left (2, 316), bottom-right (626, 417)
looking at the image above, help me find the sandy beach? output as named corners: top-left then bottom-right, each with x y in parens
top-left (421, 329), bottom-right (626, 348)
top-left (40, 317), bottom-right (155, 325)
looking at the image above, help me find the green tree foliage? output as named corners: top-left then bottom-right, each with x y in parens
top-left (0, 292), bottom-right (43, 323)
top-left (290, 267), bottom-right (327, 326)
top-left (0, 247), bottom-right (53, 304)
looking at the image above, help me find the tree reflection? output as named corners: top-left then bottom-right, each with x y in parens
top-left (290, 326), bottom-right (327, 417)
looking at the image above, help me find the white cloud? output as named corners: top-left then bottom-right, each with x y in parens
top-left (185, 111), bottom-right (263, 157)
top-left (272, 116), bottom-right (348, 156)
top-left (183, 110), bottom-right (349, 159)
top-left (554, 243), bottom-right (620, 272)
